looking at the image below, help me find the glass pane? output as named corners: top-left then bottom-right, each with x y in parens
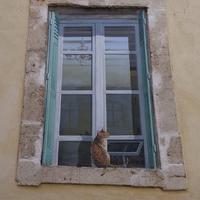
top-left (105, 26), bottom-right (135, 51)
top-left (109, 146), bottom-right (145, 168)
top-left (106, 94), bottom-right (141, 135)
top-left (106, 55), bottom-right (138, 90)
top-left (108, 141), bottom-right (142, 153)
top-left (58, 141), bottom-right (91, 167)
top-left (60, 95), bottom-right (92, 135)
top-left (62, 54), bottom-right (92, 90)
top-left (63, 27), bottom-right (92, 51)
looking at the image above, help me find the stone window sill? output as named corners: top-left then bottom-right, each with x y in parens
top-left (17, 160), bottom-right (186, 190)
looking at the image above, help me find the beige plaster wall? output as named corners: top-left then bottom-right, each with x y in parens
top-left (0, 0), bottom-right (199, 199)
top-left (165, 0), bottom-right (200, 197)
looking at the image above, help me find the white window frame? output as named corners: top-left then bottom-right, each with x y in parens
top-left (52, 18), bottom-right (150, 167)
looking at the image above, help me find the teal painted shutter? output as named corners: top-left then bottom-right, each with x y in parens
top-left (139, 11), bottom-right (157, 168)
top-left (42, 11), bottom-right (59, 165)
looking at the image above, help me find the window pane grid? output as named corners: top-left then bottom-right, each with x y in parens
top-left (54, 24), bottom-right (95, 165)
top-left (103, 24), bottom-right (146, 167)
top-left (54, 20), bottom-right (148, 168)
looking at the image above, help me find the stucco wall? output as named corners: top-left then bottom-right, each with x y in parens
top-left (165, 0), bottom-right (200, 196)
top-left (0, 0), bottom-right (200, 199)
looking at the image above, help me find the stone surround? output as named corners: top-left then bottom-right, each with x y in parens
top-left (16, 0), bottom-right (187, 190)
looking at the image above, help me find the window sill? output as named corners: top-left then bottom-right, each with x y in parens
top-left (16, 160), bottom-right (186, 190)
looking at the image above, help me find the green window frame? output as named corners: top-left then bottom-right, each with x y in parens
top-left (42, 11), bottom-right (59, 165)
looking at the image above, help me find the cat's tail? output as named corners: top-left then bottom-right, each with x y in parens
top-left (109, 157), bottom-right (129, 168)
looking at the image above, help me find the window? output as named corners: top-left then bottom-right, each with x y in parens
top-left (42, 10), bottom-right (157, 169)
top-left (17, 2), bottom-right (186, 190)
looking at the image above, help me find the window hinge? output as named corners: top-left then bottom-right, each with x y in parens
top-left (143, 16), bottom-right (146, 25)
top-left (46, 73), bottom-right (50, 80)
top-left (153, 144), bottom-right (157, 153)
top-left (147, 72), bottom-right (151, 80)
top-left (49, 18), bottom-right (53, 25)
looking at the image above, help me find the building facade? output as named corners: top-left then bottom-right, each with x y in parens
top-left (0, 0), bottom-right (200, 199)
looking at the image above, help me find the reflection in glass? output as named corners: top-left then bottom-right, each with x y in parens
top-left (62, 55), bottom-right (92, 90)
top-left (58, 141), bottom-right (91, 166)
top-left (63, 27), bottom-right (92, 51)
top-left (106, 55), bottom-right (138, 90)
top-left (105, 27), bottom-right (135, 51)
top-left (109, 146), bottom-right (145, 168)
top-left (60, 95), bottom-right (92, 135)
top-left (108, 141), bottom-right (142, 153)
top-left (106, 94), bottom-right (141, 135)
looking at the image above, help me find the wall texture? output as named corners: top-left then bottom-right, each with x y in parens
top-left (165, 0), bottom-right (200, 197)
top-left (0, 0), bottom-right (200, 199)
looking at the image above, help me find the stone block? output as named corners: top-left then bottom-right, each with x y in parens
top-left (19, 124), bottom-right (42, 159)
top-left (167, 137), bottom-right (183, 164)
top-left (22, 83), bottom-right (45, 122)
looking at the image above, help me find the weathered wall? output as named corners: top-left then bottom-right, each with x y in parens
top-left (0, 0), bottom-right (200, 199)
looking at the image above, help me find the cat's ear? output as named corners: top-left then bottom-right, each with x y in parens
top-left (101, 128), bottom-right (105, 132)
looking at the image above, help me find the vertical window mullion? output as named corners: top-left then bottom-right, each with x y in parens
top-left (95, 23), bottom-right (105, 133)
top-left (102, 24), bottom-right (107, 130)
top-left (92, 25), bottom-right (96, 139)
